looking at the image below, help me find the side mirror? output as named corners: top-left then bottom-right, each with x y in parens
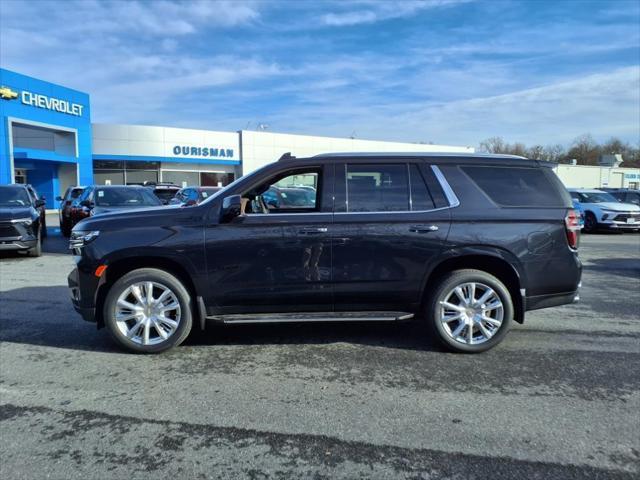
top-left (80, 199), bottom-right (93, 208)
top-left (35, 199), bottom-right (46, 208)
top-left (55, 196), bottom-right (63, 201)
top-left (182, 199), bottom-right (197, 207)
top-left (220, 195), bottom-right (242, 222)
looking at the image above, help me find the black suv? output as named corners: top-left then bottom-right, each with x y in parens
top-left (68, 153), bottom-right (582, 354)
top-left (0, 184), bottom-right (47, 257)
top-left (601, 188), bottom-right (640, 206)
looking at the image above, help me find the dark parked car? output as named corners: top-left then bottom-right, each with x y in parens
top-left (262, 186), bottom-right (316, 209)
top-left (68, 153), bottom-right (582, 354)
top-left (56, 186), bottom-right (86, 237)
top-left (0, 184), bottom-right (47, 257)
top-left (601, 188), bottom-right (640, 206)
top-left (68, 185), bottom-right (163, 231)
top-left (143, 182), bottom-right (181, 205)
top-left (169, 186), bottom-right (222, 206)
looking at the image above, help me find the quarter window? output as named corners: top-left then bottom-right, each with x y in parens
top-left (462, 166), bottom-right (567, 207)
top-left (346, 164), bottom-right (409, 212)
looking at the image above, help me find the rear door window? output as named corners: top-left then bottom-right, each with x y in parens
top-left (409, 164), bottom-right (435, 210)
top-left (462, 166), bottom-right (568, 207)
top-left (346, 164), bottom-right (409, 212)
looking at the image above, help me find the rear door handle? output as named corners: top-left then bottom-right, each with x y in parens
top-left (409, 225), bottom-right (439, 233)
top-left (298, 227), bottom-right (328, 235)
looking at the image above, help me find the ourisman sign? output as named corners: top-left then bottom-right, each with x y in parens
top-left (21, 91), bottom-right (84, 117)
top-left (173, 146), bottom-right (235, 158)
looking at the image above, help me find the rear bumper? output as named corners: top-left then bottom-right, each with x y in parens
top-left (526, 288), bottom-right (580, 311)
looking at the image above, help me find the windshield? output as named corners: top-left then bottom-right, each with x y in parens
top-left (95, 188), bottom-right (162, 207)
top-left (576, 192), bottom-right (618, 203)
top-left (70, 188), bottom-right (84, 199)
top-left (0, 187), bottom-right (31, 207)
top-left (153, 189), bottom-right (178, 202)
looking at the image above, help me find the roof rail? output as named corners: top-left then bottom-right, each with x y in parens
top-left (312, 152), bottom-right (527, 160)
top-left (278, 152), bottom-right (295, 161)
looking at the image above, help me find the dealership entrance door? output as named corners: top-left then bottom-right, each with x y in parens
top-left (12, 160), bottom-right (78, 208)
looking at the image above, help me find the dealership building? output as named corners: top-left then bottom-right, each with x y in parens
top-left (2, 68), bottom-right (638, 209)
top-left (0, 68), bottom-right (474, 209)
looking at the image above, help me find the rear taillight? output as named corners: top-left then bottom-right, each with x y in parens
top-left (565, 209), bottom-right (580, 250)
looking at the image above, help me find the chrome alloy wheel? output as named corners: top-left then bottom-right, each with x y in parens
top-left (439, 282), bottom-right (504, 345)
top-left (114, 281), bottom-right (181, 346)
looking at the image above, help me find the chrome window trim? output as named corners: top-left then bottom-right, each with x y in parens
top-left (240, 163), bottom-right (460, 218)
top-left (431, 165), bottom-right (460, 208)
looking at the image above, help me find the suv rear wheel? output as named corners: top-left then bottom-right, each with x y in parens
top-left (426, 269), bottom-right (513, 353)
top-left (103, 268), bottom-right (193, 353)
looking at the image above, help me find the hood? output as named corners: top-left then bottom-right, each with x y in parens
top-left (74, 204), bottom-right (190, 232)
top-left (0, 206), bottom-right (35, 221)
top-left (92, 205), bottom-right (168, 217)
top-left (596, 202), bottom-right (640, 212)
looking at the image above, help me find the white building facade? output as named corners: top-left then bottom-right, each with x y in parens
top-left (90, 124), bottom-right (474, 188)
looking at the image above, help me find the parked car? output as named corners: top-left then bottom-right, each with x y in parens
top-left (143, 182), bottom-right (181, 205)
top-left (601, 188), bottom-right (640, 207)
top-left (262, 186), bottom-right (317, 209)
top-left (69, 185), bottom-right (163, 230)
top-left (56, 186), bottom-right (86, 237)
top-left (567, 188), bottom-right (640, 233)
top-left (572, 199), bottom-right (585, 229)
top-left (0, 184), bottom-right (47, 256)
top-left (68, 152), bottom-right (582, 354)
top-left (169, 186), bottom-right (222, 206)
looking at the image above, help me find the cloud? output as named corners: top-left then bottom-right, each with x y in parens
top-left (321, 0), bottom-right (471, 26)
top-left (0, 0), bottom-right (637, 147)
top-left (0, 0), bottom-right (261, 40)
top-left (262, 67), bottom-right (640, 147)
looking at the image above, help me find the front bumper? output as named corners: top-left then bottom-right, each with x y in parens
top-left (0, 222), bottom-right (38, 250)
top-left (598, 213), bottom-right (640, 230)
top-left (68, 266), bottom-right (99, 322)
top-left (0, 238), bottom-right (36, 251)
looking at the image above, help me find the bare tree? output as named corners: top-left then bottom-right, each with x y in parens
top-left (477, 134), bottom-right (638, 166)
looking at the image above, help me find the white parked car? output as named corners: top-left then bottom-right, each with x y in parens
top-left (568, 189), bottom-right (640, 233)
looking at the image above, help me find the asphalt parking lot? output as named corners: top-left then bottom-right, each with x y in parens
top-left (1, 216), bottom-right (639, 479)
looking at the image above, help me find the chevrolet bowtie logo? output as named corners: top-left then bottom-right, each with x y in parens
top-left (0, 86), bottom-right (19, 100)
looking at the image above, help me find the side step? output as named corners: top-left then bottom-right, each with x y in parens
top-left (206, 311), bottom-right (415, 324)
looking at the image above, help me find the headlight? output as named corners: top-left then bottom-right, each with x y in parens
top-left (69, 230), bottom-right (100, 249)
top-left (10, 217), bottom-right (33, 225)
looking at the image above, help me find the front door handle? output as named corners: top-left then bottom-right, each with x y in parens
top-left (298, 227), bottom-right (328, 235)
top-left (409, 225), bottom-right (439, 233)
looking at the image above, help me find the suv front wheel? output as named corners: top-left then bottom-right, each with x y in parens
top-left (103, 268), bottom-right (193, 353)
top-left (427, 269), bottom-right (513, 353)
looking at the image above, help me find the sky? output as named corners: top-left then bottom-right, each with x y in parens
top-left (0, 0), bottom-right (639, 149)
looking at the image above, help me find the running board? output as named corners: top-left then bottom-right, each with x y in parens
top-left (206, 311), bottom-right (415, 324)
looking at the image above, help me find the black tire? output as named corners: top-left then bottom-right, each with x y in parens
top-left (584, 211), bottom-right (597, 233)
top-left (61, 220), bottom-right (71, 238)
top-left (27, 227), bottom-right (42, 257)
top-left (41, 216), bottom-right (48, 238)
top-left (103, 268), bottom-right (193, 353)
top-left (426, 269), bottom-right (513, 353)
